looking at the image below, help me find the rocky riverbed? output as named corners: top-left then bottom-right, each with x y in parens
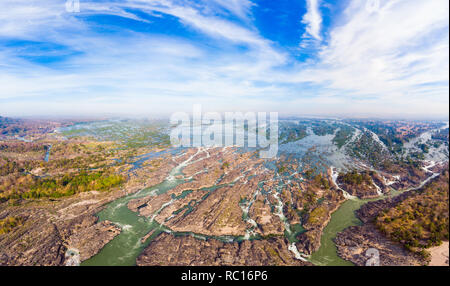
top-left (335, 166), bottom-right (448, 266)
top-left (0, 146), bottom-right (177, 265)
top-left (136, 232), bottom-right (312, 266)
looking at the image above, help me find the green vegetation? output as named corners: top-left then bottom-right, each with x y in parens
top-left (345, 120), bottom-right (446, 154)
top-left (339, 170), bottom-right (372, 186)
top-left (409, 151), bottom-right (425, 161)
top-left (312, 123), bottom-right (337, 136)
top-left (307, 205), bottom-right (328, 225)
top-left (303, 168), bottom-right (318, 180)
top-left (0, 142), bottom-right (45, 153)
top-left (432, 128), bottom-right (449, 141)
top-left (348, 132), bottom-right (390, 168)
top-left (0, 137), bottom-right (133, 204)
top-left (0, 157), bottom-right (41, 176)
top-left (418, 143), bottom-right (429, 153)
top-left (332, 126), bottom-right (354, 148)
top-left (0, 216), bottom-right (24, 235)
top-left (278, 165), bottom-right (287, 174)
top-left (376, 171), bottom-right (449, 249)
top-left (279, 123), bottom-right (308, 144)
top-left (0, 171), bottom-right (125, 201)
top-left (346, 120), bottom-right (405, 153)
top-left (313, 174), bottom-right (329, 189)
top-left (15, 171), bottom-right (123, 200)
top-left (61, 120), bottom-right (171, 149)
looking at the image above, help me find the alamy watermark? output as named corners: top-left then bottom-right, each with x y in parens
top-left (66, 0), bottom-right (80, 13)
top-left (66, 0), bottom-right (380, 14)
top-left (170, 105), bottom-right (278, 159)
top-left (365, 248), bottom-right (380, 266)
top-left (365, 0), bottom-right (380, 13)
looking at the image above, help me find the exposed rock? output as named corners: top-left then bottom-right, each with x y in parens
top-left (136, 232), bottom-right (312, 266)
top-left (335, 170), bottom-right (448, 266)
top-left (66, 218), bottom-right (120, 261)
top-left (0, 212), bottom-right (121, 265)
top-left (295, 200), bottom-right (342, 255)
top-left (335, 224), bottom-right (424, 266)
top-left (141, 229), bottom-right (157, 244)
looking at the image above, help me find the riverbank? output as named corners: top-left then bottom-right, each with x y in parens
top-left (429, 241), bottom-right (449, 266)
top-left (334, 167), bottom-right (448, 266)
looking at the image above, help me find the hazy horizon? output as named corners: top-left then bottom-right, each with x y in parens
top-left (2, 112), bottom-right (449, 122)
top-left (0, 0), bottom-right (449, 118)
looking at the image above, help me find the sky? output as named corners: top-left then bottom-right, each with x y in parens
top-left (0, 0), bottom-right (448, 119)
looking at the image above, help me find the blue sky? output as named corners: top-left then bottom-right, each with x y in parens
top-left (0, 0), bottom-right (448, 119)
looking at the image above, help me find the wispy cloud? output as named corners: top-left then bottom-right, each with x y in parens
top-left (0, 0), bottom-right (448, 118)
top-left (301, 0), bottom-right (322, 40)
top-left (206, 0), bottom-right (254, 20)
top-left (289, 0), bottom-right (449, 116)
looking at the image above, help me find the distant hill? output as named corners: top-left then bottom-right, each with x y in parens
top-left (0, 116), bottom-right (59, 138)
top-left (0, 116), bottom-right (27, 136)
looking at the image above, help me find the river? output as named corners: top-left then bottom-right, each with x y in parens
top-left (44, 144), bottom-right (52, 162)
top-left (81, 175), bottom-right (184, 266)
top-left (81, 142), bottom-right (442, 266)
top-left (82, 148), bottom-right (246, 266)
top-left (81, 148), bottom-right (198, 266)
top-left (309, 199), bottom-right (367, 266)
top-left (309, 162), bottom-right (440, 266)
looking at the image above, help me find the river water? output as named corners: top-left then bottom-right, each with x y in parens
top-left (309, 163), bottom-right (440, 266)
top-left (309, 199), bottom-right (367, 266)
top-left (81, 172), bottom-right (184, 266)
top-left (81, 151), bottom-right (442, 266)
top-left (82, 148), bottom-right (246, 266)
top-left (78, 119), bottom-right (446, 266)
top-left (44, 145), bottom-right (52, 162)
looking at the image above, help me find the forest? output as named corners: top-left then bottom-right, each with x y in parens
top-left (376, 171), bottom-right (449, 249)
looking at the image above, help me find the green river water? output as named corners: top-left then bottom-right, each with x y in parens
top-left (309, 199), bottom-right (368, 266)
top-left (82, 158), bottom-right (439, 266)
top-left (81, 177), bottom-right (183, 266)
top-left (82, 178), bottom-right (370, 266)
top-left (308, 172), bottom-right (440, 266)
top-left (82, 152), bottom-right (243, 266)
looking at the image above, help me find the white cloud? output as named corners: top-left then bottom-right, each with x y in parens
top-left (206, 0), bottom-right (254, 20)
top-left (301, 0), bottom-right (322, 40)
top-left (0, 0), bottom-right (448, 119)
top-left (289, 0), bottom-right (449, 117)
